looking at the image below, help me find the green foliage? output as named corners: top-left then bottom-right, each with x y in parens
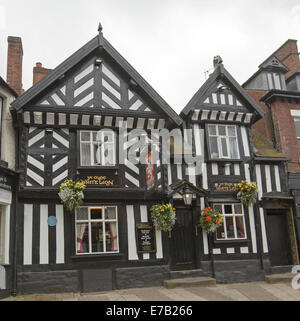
top-left (58, 179), bottom-right (86, 212)
top-left (150, 203), bottom-right (176, 232)
top-left (236, 180), bottom-right (257, 207)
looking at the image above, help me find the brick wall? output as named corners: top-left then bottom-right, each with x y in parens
top-left (271, 99), bottom-right (300, 172)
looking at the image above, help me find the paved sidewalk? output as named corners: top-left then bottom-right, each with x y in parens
top-left (1, 281), bottom-right (300, 301)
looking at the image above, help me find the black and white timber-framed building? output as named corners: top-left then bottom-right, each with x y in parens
top-left (9, 28), bottom-right (297, 294)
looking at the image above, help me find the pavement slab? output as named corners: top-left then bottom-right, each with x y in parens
top-left (2, 281), bottom-right (300, 301)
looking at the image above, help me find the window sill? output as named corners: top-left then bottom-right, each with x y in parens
top-left (77, 166), bottom-right (119, 170)
top-left (71, 253), bottom-right (124, 261)
top-left (206, 159), bottom-right (245, 163)
top-left (213, 239), bottom-right (250, 246)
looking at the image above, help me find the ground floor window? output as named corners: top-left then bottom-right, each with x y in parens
top-left (0, 205), bottom-right (5, 263)
top-left (214, 203), bottom-right (246, 240)
top-left (75, 206), bottom-right (119, 254)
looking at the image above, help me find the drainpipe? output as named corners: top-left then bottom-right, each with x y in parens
top-left (266, 102), bottom-right (277, 149)
top-left (11, 117), bottom-right (20, 297)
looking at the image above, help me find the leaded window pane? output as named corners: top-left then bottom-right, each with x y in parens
top-left (225, 216), bottom-right (235, 238)
top-left (81, 143), bottom-right (91, 166)
top-left (229, 137), bottom-right (238, 158)
top-left (76, 207), bottom-right (89, 221)
top-left (209, 136), bottom-right (219, 158)
top-left (208, 125), bottom-right (217, 136)
top-left (91, 222), bottom-right (104, 253)
top-left (76, 223), bottom-right (89, 254)
top-left (236, 216), bottom-right (246, 238)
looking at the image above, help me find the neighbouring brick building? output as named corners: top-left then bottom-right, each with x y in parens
top-left (243, 39), bottom-right (300, 268)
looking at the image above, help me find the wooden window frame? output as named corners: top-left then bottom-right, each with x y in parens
top-left (75, 206), bottom-right (119, 255)
top-left (79, 130), bottom-right (116, 167)
top-left (214, 203), bottom-right (247, 241)
top-left (207, 124), bottom-right (240, 160)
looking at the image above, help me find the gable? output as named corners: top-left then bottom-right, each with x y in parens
top-left (202, 81), bottom-right (245, 108)
top-left (181, 64), bottom-right (264, 124)
top-left (31, 56), bottom-right (160, 114)
top-left (11, 31), bottom-right (182, 127)
top-left (261, 56), bottom-right (289, 73)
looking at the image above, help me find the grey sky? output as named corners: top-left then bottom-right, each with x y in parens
top-left (0, 0), bottom-right (300, 113)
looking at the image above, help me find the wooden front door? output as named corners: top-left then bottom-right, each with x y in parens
top-left (170, 207), bottom-right (196, 270)
top-left (265, 210), bottom-right (293, 266)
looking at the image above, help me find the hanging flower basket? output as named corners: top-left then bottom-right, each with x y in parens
top-left (236, 180), bottom-right (257, 207)
top-left (150, 203), bottom-right (176, 233)
top-left (58, 179), bottom-right (86, 212)
top-left (198, 207), bottom-right (223, 234)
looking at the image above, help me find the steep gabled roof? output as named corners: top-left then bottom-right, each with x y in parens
top-left (11, 30), bottom-right (182, 126)
top-left (180, 64), bottom-right (265, 121)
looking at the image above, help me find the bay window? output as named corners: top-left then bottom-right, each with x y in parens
top-left (80, 130), bottom-right (116, 166)
top-left (208, 124), bottom-right (239, 159)
top-left (214, 203), bottom-right (246, 240)
top-left (75, 206), bottom-right (119, 254)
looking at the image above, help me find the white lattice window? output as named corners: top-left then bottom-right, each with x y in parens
top-left (80, 130), bottom-right (116, 166)
top-left (75, 206), bottom-right (119, 254)
top-left (214, 203), bottom-right (247, 240)
top-left (208, 124), bottom-right (239, 159)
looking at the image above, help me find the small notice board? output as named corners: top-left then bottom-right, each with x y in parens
top-left (136, 223), bottom-right (156, 253)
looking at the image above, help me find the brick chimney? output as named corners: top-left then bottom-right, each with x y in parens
top-left (6, 36), bottom-right (23, 96)
top-left (33, 62), bottom-right (52, 84)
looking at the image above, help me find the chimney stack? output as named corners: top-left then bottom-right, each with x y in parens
top-left (33, 62), bottom-right (52, 85)
top-left (6, 36), bottom-right (23, 96)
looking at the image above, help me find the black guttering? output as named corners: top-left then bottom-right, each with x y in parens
top-left (180, 64), bottom-right (265, 121)
top-left (260, 89), bottom-right (300, 103)
top-left (10, 33), bottom-right (182, 127)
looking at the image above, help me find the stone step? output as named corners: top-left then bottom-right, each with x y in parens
top-left (265, 273), bottom-right (294, 284)
top-left (163, 276), bottom-right (216, 289)
top-left (169, 269), bottom-right (206, 279)
top-left (270, 265), bottom-right (293, 275)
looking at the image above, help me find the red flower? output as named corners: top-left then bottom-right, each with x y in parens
top-left (205, 216), bottom-right (212, 222)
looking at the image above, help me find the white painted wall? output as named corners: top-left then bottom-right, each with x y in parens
top-left (0, 85), bottom-right (16, 171)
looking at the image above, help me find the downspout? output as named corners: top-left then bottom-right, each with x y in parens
top-left (266, 102), bottom-right (277, 149)
top-left (10, 109), bottom-right (20, 297)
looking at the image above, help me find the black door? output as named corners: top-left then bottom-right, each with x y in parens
top-left (265, 210), bottom-right (293, 266)
top-left (170, 207), bottom-right (196, 270)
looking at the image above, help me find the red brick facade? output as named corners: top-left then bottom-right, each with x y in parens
top-left (269, 99), bottom-right (300, 172)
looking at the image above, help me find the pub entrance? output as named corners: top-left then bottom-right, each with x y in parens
top-left (265, 209), bottom-right (293, 266)
top-left (170, 206), bottom-right (197, 270)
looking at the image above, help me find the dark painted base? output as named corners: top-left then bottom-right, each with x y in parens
top-left (15, 259), bottom-right (271, 294)
top-left (0, 289), bottom-right (10, 299)
top-left (17, 270), bottom-right (80, 294)
top-left (115, 265), bottom-right (170, 289)
top-left (213, 259), bottom-right (265, 283)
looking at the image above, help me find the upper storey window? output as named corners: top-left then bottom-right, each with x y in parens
top-left (267, 72), bottom-right (282, 90)
top-left (208, 124), bottom-right (239, 159)
top-left (80, 130), bottom-right (116, 166)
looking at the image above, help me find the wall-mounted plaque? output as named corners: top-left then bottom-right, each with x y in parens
top-left (214, 182), bottom-right (238, 192)
top-left (136, 223), bottom-right (156, 253)
top-left (78, 170), bottom-right (119, 187)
